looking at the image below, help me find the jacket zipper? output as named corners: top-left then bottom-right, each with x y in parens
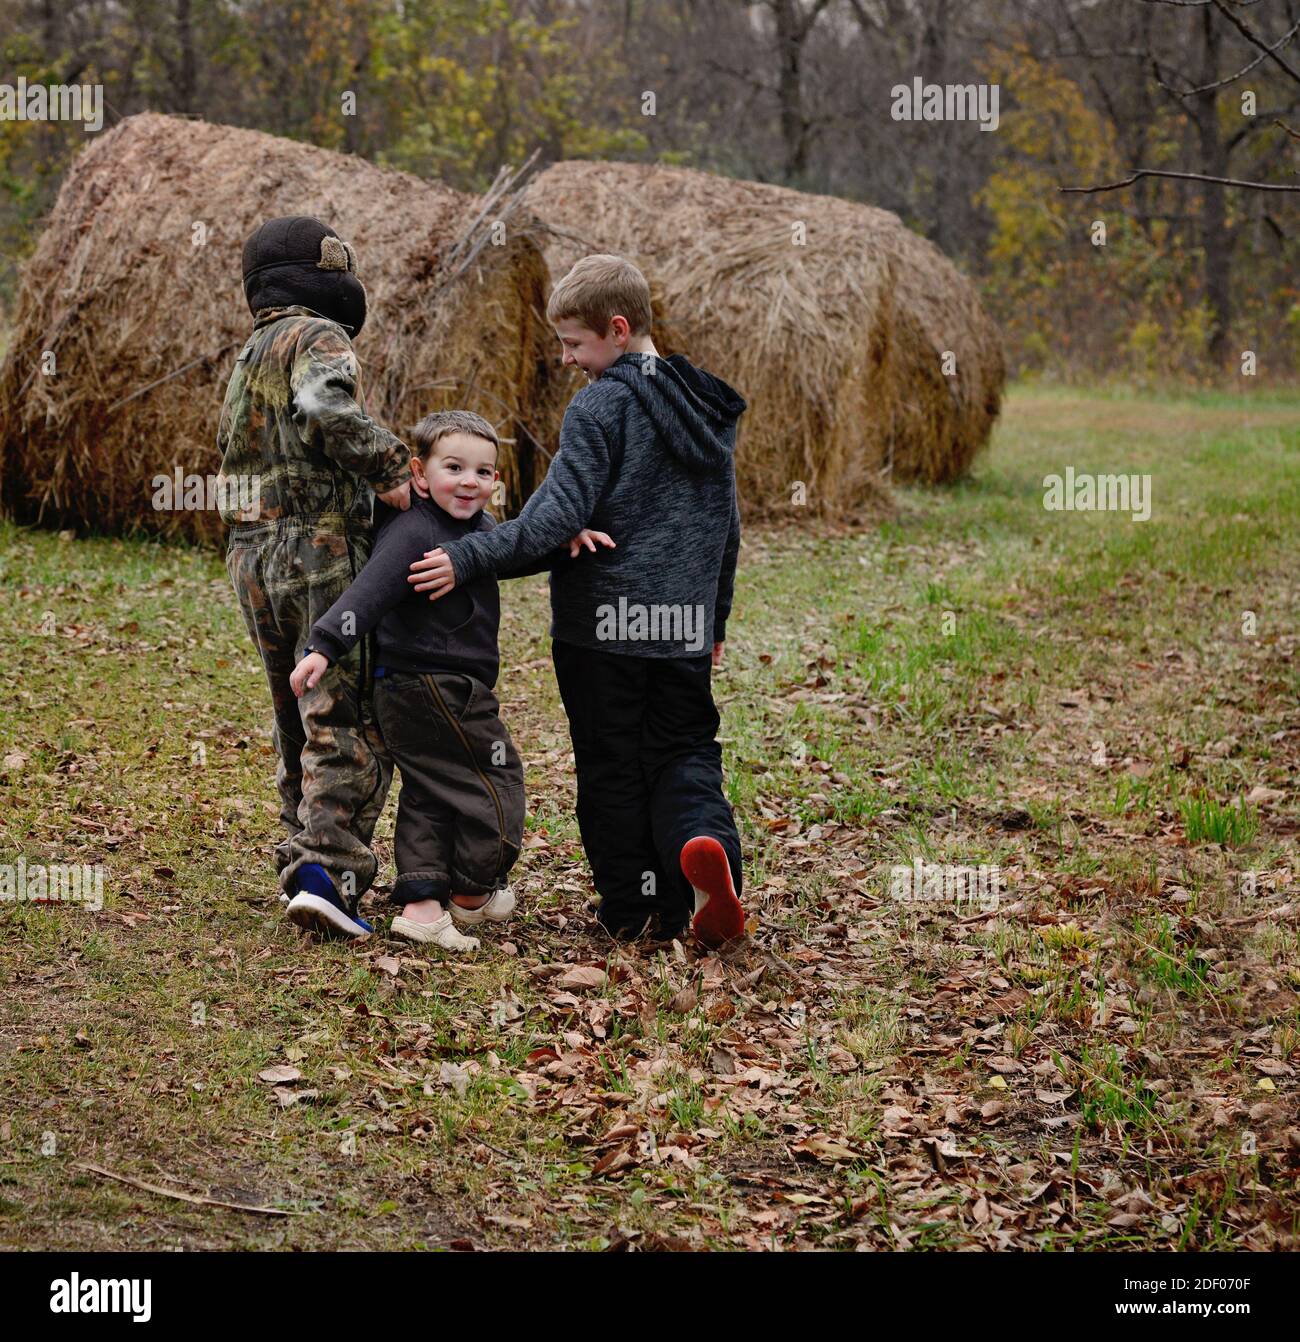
top-left (421, 674), bottom-right (506, 881)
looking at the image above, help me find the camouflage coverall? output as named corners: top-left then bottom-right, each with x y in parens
top-left (217, 305), bottom-right (411, 900)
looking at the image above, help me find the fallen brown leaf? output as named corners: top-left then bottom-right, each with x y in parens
top-left (258, 1065), bottom-right (302, 1085)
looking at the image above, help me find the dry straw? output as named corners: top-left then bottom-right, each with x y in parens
top-left (524, 161), bottom-right (1005, 516)
top-left (0, 113), bottom-right (554, 542)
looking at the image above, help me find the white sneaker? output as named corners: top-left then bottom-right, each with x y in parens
top-left (391, 910), bottom-right (481, 952)
top-left (448, 886), bottom-right (517, 927)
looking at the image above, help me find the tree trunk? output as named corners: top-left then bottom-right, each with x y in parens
top-left (771, 0), bottom-right (809, 182)
top-left (177, 0), bottom-right (197, 111)
top-left (42, 0), bottom-right (60, 53)
top-left (1194, 5), bottom-right (1232, 367)
top-left (920, 0), bottom-right (952, 254)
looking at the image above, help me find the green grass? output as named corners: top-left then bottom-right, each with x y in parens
top-left (1076, 1044), bottom-right (1160, 1132)
top-left (1133, 914), bottom-right (1210, 997)
top-left (1179, 791), bottom-right (1260, 847)
top-left (1, 385), bottom-right (1298, 1250)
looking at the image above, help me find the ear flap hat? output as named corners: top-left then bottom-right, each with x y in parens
top-left (242, 216), bottom-right (367, 336)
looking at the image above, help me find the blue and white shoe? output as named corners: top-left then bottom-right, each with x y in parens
top-left (286, 864), bottom-right (372, 940)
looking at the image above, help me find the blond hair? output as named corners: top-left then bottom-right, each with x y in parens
top-left (546, 253), bottom-right (652, 337)
top-left (410, 409), bottom-right (499, 460)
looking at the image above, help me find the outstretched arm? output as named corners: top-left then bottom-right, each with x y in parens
top-left (488, 529), bottom-right (617, 581)
top-left (409, 405), bottom-right (613, 595)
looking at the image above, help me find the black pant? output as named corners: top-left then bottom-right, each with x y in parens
top-left (551, 639), bottom-right (742, 926)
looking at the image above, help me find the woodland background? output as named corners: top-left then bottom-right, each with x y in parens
top-left (0, 0), bottom-right (1298, 383)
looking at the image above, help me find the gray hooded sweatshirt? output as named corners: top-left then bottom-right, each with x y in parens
top-left (443, 352), bottom-right (746, 658)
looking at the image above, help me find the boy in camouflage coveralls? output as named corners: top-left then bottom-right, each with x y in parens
top-left (218, 215), bottom-right (413, 938)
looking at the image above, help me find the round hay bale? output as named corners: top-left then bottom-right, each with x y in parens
top-left (524, 161), bottom-right (1004, 511)
top-left (0, 113), bottom-right (554, 542)
top-left (884, 229), bottom-right (1006, 484)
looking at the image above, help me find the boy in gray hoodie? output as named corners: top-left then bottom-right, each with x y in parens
top-left (408, 254), bottom-right (747, 947)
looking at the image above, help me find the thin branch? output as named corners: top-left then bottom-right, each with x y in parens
top-left (797, 0), bottom-right (835, 42)
top-left (1209, 0), bottom-right (1300, 85)
top-left (1177, 18), bottom-right (1300, 94)
top-left (105, 343), bottom-right (241, 414)
top-left (1061, 167), bottom-right (1300, 194)
top-left (1150, 56), bottom-right (1199, 103)
top-left (73, 1161), bottom-right (298, 1216)
top-left (1227, 97), bottom-right (1300, 148)
top-left (703, 55), bottom-right (774, 97)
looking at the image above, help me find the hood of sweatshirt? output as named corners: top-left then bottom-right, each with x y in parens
top-left (600, 352), bottom-right (746, 473)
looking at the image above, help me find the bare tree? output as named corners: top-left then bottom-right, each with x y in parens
top-left (751, 0), bottom-right (836, 182)
top-left (1058, 0), bottom-right (1300, 363)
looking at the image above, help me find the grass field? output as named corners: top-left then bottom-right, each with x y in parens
top-left (1, 385), bottom-right (1297, 1250)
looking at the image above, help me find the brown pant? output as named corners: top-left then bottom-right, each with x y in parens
top-left (374, 670), bottom-right (525, 902)
top-left (226, 516), bottom-right (393, 900)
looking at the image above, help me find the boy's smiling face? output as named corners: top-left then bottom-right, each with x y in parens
top-left (412, 431), bottom-right (498, 521)
top-left (554, 316), bottom-right (628, 381)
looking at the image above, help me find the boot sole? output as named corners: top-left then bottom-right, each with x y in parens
top-left (286, 892), bottom-right (371, 940)
top-left (681, 836), bottom-right (744, 947)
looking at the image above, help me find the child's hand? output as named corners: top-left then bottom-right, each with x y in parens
top-left (567, 528), bottom-right (616, 558)
top-left (290, 651), bottom-right (329, 697)
top-left (711, 641), bottom-right (725, 668)
top-left (408, 547), bottom-right (456, 599)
